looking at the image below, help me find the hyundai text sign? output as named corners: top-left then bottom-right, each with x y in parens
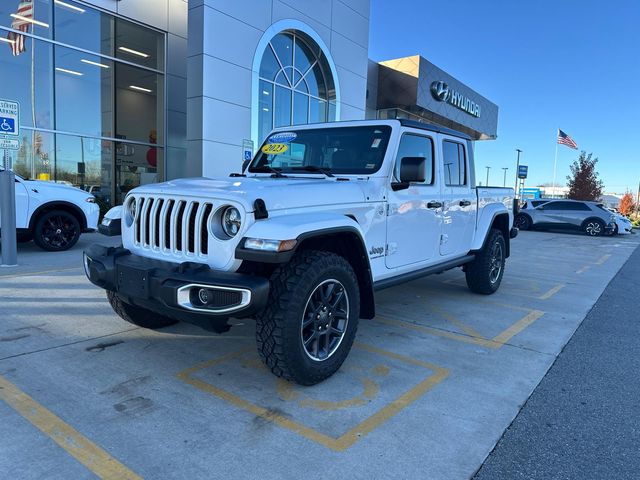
top-left (518, 165), bottom-right (528, 179)
top-left (430, 81), bottom-right (481, 118)
top-left (0, 99), bottom-right (20, 151)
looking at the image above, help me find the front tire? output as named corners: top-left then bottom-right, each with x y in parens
top-left (256, 250), bottom-right (360, 386)
top-left (583, 219), bottom-right (605, 236)
top-left (33, 210), bottom-right (81, 251)
top-left (106, 291), bottom-right (178, 329)
top-left (465, 228), bottom-right (506, 295)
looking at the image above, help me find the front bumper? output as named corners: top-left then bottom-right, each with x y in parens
top-left (83, 244), bottom-right (269, 326)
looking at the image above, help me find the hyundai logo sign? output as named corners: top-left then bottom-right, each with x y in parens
top-left (430, 81), bottom-right (481, 118)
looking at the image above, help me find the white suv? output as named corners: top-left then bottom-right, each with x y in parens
top-left (85, 120), bottom-right (518, 384)
top-left (2, 170), bottom-right (100, 251)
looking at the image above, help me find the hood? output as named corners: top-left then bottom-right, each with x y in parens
top-left (23, 179), bottom-right (93, 197)
top-left (131, 176), bottom-right (370, 212)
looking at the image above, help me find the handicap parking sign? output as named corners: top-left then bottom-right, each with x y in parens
top-left (0, 116), bottom-right (16, 135)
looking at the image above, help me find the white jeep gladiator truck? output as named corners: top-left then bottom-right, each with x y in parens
top-left (85, 119), bottom-right (517, 385)
top-left (0, 169), bottom-right (99, 251)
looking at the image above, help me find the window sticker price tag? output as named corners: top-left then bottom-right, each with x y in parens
top-left (261, 143), bottom-right (289, 155)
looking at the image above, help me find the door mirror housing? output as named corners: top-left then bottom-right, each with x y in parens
top-left (392, 156), bottom-right (426, 191)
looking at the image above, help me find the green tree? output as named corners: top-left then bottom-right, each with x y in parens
top-left (566, 151), bottom-right (604, 201)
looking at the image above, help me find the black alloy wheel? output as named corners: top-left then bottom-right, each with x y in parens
top-left (33, 210), bottom-right (81, 251)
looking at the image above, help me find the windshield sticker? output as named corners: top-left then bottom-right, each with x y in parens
top-left (371, 138), bottom-right (382, 148)
top-left (268, 132), bottom-right (297, 144)
top-left (261, 143), bottom-right (289, 155)
top-left (365, 163), bottom-right (376, 169)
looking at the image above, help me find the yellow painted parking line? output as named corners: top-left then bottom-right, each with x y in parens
top-left (0, 375), bottom-right (141, 480)
top-left (538, 283), bottom-right (565, 300)
top-left (576, 265), bottom-right (590, 274)
top-left (595, 254), bottom-right (611, 265)
top-left (177, 344), bottom-right (448, 452)
top-left (0, 267), bottom-right (81, 280)
top-left (376, 308), bottom-right (545, 350)
top-left (427, 304), bottom-right (485, 339)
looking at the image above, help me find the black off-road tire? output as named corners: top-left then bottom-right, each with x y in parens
top-left (33, 210), bottom-right (81, 251)
top-left (465, 228), bottom-right (506, 295)
top-left (514, 214), bottom-right (531, 231)
top-left (256, 250), bottom-right (360, 386)
top-left (106, 291), bottom-right (178, 329)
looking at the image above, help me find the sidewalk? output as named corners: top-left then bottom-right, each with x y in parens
top-left (475, 243), bottom-right (640, 479)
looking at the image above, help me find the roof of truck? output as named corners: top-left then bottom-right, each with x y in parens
top-left (398, 119), bottom-right (472, 140)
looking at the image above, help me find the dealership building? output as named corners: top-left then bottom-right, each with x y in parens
top-left (0, 0), bottom-right (498, 207)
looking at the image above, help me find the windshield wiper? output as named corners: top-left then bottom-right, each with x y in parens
top-left (291, 165), bottom-right (334, 177)
top-left (252, 166), bottom-right (287, 178)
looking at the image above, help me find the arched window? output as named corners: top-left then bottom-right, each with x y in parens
top-left (257, 30), bottom-right (336, 142)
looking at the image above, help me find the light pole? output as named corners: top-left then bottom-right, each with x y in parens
top-left (514, 149), bottom-right (522, 198)
top-left (485, 166), bottom-right (491, 187)
top-left (502, 167), bottom-right (509, 187)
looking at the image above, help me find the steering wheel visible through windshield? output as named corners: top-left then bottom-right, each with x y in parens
top-left (249, 125), bottom-right (392, 175)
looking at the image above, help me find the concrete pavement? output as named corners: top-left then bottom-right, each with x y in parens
top-left (0, 230), bottom-right (638, 479)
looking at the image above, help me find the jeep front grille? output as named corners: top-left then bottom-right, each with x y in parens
top-left (132, 196), bottom-right (213, 257)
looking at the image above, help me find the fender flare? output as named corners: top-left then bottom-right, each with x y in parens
top-left (29, 201), bottom-right (88, 231)
top-left (471, 205), bottom-right (511, 252)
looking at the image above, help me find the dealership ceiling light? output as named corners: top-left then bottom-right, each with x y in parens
top-left (54, 0), bottom-right (86, 13)
top-left (56, 67), bottom-right (83, 76)
top-left (81, 59), bottom-right (109, 69)
top-left (118, 46), bottom-right (150, 58)
top-left (10, 13), bottom-right (49, 28)
top-left (129, 85), bottom-right (152, 93)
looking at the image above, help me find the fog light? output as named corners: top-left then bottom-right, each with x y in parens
top-left (198, 288), bottom-right (210, 305)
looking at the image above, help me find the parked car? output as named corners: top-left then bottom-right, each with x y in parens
top-left (85, 119), bottom-right (517, 385)
top-left (604, 207), bottom-right (633, 235)
top-left (515, 199), bottom-right (616, 236)
top-left (1, 169), bottom-right (100, 251)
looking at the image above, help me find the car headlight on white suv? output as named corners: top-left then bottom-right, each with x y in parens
top-left (125, 197), bottom-right (137, 226)
top-left (221, 206), bottom-right (241, 237)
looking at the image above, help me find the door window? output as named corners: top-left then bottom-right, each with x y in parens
top-left (442, 141), bottom-right (466, 186)
top-left (393, 133), bottom-right (434, 184)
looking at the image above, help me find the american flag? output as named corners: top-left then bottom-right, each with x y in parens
top-left (557, 129), bottom-right (578, 150)
top-left (6, 0), bottom-right (33, 56)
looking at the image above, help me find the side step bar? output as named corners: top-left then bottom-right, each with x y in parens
top-left (373, 255), bottom-right (475, 291)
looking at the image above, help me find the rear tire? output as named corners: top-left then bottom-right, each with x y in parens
top-left (256, 250), bottom-right (360, 386)
top-left (583, 219), bottom-right (605, 236)
top-left (465, 228), bottom-right (506, 295)
top-left (33, 210), bottom-right (81, 251)
top-left (106, 291), bottom-right (178, 329)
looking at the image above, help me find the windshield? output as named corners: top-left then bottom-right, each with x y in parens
top-left (249, 125), bottom-right (392, 175)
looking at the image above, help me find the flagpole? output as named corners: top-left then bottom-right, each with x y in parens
top-left (551, 128), bottom-right (559, 198)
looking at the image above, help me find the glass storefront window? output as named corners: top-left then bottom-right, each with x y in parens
top-left (115, 141), bottom-right (163, 204)
top-left (54, 46), bottom-right (113, 138)
top-left (11, 129), bottom-right (54, 180)
top-left (115, 62), bottom-right (164, 144)
top-left (115, 18), bottom-right (164, 71)
top-left (54, 0), bottom-right (113, 57)
top-left (0, 32), bottom-right (53, 129)
top-left (0, 0), bottom-right (52, 40)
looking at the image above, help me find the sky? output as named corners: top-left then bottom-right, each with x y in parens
top-left (369, 0), bottom-right (640, 194)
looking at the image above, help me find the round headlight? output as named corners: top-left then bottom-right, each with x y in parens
top-left (125, 197), bottom-right (137, 226)
top-left (221, 206), bottom-right (241, 237)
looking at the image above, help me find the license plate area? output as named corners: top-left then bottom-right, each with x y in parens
top-left (117, 265), bottom-right (150, 299)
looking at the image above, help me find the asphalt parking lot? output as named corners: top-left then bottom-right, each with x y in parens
top-left (1, 230), bottom-right (638, 479)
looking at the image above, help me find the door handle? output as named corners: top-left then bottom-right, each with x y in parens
top-left (459, 200), bottom-right (471, 207)
top-left (427, 201), bottom-right (443, 209)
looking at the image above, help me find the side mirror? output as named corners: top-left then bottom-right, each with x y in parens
top-left (392, 156), bottom-right (426, 191)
